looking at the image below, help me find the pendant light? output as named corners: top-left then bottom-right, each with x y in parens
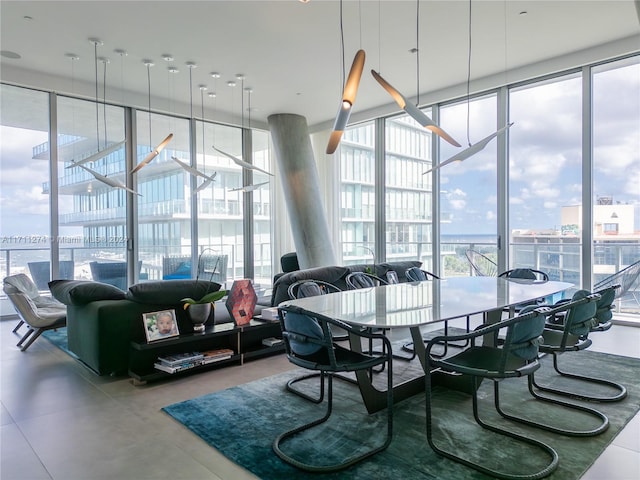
top-left (326, 0), bottom-right (366, 154)
top-left (74, 163), bottom-right (141, 196)
top-left (228, 86), bottom-right (269, 193)
top-left (424, 0), bottom-right (513, 174)
top-left (67, 38), bottom-right (134, 195)
top-left (131, 59), bottom-right (173, 173)
top-left (170, 62), bottom-right (218, 193)
top-left (371, 0), bottom-right (460, 147)
top-left (70, 38), bottom-right (125, 167)
top-left (213, 74), bottom-right (273, 177)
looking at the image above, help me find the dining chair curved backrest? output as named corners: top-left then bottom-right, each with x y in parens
top-left (288, 279), bottom-right (341, 300)
top-left (499, 268), bottom-right (549, 281)
top-left (594, 259), bottom-right (640, 305)
top-left (345, 272), bottom-right (389, 290)
top-left (405, 267), bottom-right (439, 282)
top-left (465, 249), bottom-right (498, 277)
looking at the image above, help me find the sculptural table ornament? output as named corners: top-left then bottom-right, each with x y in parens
top-left (225, 279), bottom-right (258, 326)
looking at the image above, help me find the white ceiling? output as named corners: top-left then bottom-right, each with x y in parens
top-left (1, 0), bottom-right (639, 132)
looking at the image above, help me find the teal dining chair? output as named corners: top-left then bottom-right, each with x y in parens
top-left (423, 307), bottom-right (558, 479)
top-left (273, 304), bottom-right (393, 472)
top-left (532, 287), bottom-right (627, 403)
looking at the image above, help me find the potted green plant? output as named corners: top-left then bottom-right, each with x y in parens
top-left (181, 290), bottom-right (227, 332)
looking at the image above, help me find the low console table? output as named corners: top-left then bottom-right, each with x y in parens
top-left (128, 318), bottom-right (283, 385)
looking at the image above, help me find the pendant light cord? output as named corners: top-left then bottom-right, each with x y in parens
top-left (94, 42), bottom-right (100, 152)
top-left (416, 0), bottom-right (420, 106)
top-left (147, 63), bottom-right (152, 149)
top-left (466, 0), bottom-right (472, 147)
top-left (102, 59), bottom-right (108, 149)
top-left (340, 0), bottom-right (345, 90)
top-left (200, 87), bottom-right (205, 164)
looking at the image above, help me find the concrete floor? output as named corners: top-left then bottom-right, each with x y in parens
top-left (1, 316), bottom-right (639, 480)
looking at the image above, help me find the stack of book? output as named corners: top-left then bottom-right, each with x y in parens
top-left (154, 349), bottom-right (234, 374)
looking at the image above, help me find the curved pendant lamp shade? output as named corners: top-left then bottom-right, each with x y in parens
top-left (326, 49), bottom-right (366, 154)
top-left (371, 70), bottom-right (461, 147)
top-left (229, 181), bottom-right (269, 193)
top-left (71, 140), bottom-right (126, 167)
top-left (171, 156), bottom-right (217, 194)
top-left (72, 162), bottom-right (141, 196)
top-left (131, 60), bottom-right (174, 174)
top-left (423, 122), bottom-right (514, 174)
top-left (212, 146), bottom-right (274, 177)
top-left (131, 133), bottom-right (174, 173)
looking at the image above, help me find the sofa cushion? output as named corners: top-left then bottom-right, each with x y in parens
top-left (49, 279), bottom-right (126, 305)
top-left (126, 280), bottom-right (221, 305)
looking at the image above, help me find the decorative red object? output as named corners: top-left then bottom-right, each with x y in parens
top-left (225, 279), bottom-right (257, 326)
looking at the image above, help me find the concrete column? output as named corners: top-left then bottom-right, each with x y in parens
top-left (268, 113), bottom-right (336, 269)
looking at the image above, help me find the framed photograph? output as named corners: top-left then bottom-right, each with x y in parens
top-left (143, 309), bottom-right (179, 343)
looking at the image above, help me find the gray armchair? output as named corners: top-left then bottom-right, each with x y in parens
top-left (3, 274), bottom-right (66, 351)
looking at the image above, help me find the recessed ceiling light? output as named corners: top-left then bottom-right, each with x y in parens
top-left (1, 50), bottom-right (22, 59)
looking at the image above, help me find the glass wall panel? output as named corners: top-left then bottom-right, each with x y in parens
top-left (252, 129), bottom-right (272, 286)
top-left (197, 122), bottom-right (243, 285)
top-left (135, 110), bottom-right (190, 282)
top-left (339, 121), bottom-right (376, 266)
top-left (385, 114), bottom-right (434, 271)
top-left (592, 58), bottom-right (640, 316)
top-left (439, 94), bottom-right (498, 277)
top-left (0, 85), bottom-right (51, 288)
top-left (57, 96), bottom-right (126, 285)
top-left (509, 75), bottom-right (582, 285)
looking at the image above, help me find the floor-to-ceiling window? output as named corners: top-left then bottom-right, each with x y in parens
top-left (339, 121), bottom-right (376, 266)
top-left (439, 94), bottom-right (498, 277)
top-left (57, 96), bottom-right (127, 285)
top-left (509, 73), bottom-right (582, 285)
top-left (385, 114), bottom-right (434, 271)
top-left (252, 129), bottom-right (273, 285)
top-left (592, 57), bottom-right (640, 316)
top-left (135, 110), bottom-right (190, 282)
top-left (0, 85), bottom-right (51, 288)
top-left (196, 122), bottom-right (244, 284)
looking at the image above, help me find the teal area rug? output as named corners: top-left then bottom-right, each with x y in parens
top-left (163, 350), bottom-right (640, 479)
top-left (42, 327), bottom-right (74, 357)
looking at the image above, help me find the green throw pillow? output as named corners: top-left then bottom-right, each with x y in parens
top-left (49, 279), bottom-right (126, 305)
top-left (126, 280), bottom-right (221, 305)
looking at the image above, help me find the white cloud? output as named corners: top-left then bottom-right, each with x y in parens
top-left (486, 210), bottom-right (496, 220)
top-left (543, 201), bottom-right (557, 209)
top-left (449, 199), bottom-right (467, 210)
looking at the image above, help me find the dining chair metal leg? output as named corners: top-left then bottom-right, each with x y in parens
top-left (531, 353), bottom-right (627, 403)
top-left (490, 376), bottom-right (609, 437)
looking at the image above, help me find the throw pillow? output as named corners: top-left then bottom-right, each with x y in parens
top-left (49, 279), bottom-right (126, 305)
top-left (126, 279), bottom-right (221, 305)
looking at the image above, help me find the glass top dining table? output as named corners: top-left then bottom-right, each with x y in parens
top-left (280, 276), bottom-right (573, 329)
top-left (280, 276), bottom-right (573, 413)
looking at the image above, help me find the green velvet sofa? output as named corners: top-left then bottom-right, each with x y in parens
top-left (50, 279), bottom-right (224, 376)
